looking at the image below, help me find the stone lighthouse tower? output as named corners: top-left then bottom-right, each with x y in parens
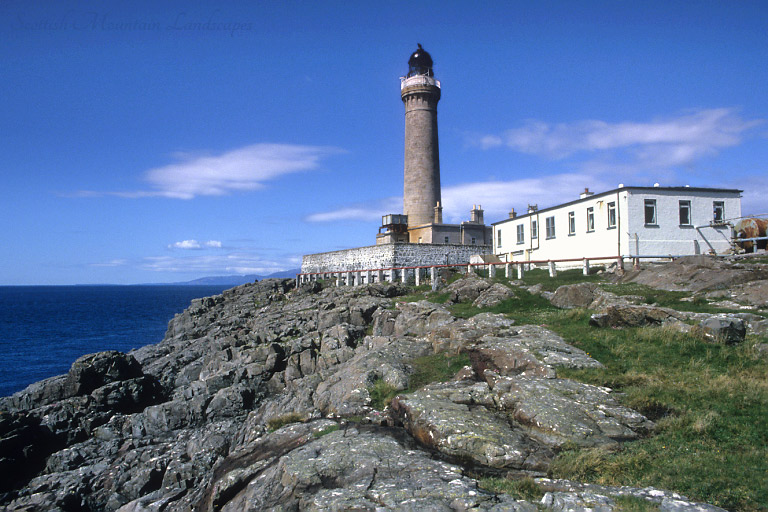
top-left (401, 44), bottom-right (441, 229)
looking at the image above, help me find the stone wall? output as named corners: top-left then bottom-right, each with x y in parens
top-left (301, 243), bottom-right (491, 274)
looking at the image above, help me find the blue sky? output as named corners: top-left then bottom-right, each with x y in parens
top-left (1, 0), bottom-right (766, 285)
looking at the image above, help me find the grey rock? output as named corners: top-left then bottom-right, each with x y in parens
top-left (489, 375), bottom-right (654, 448)
top-left (473, 283), bottom-right (515, 308)
top-left (444, 273), bottom-right (493, 303)
top-left (695, 316), bottom-right (747, 344)
top-left (393, 300), bottom-right (455, 337)
top-left (589, 305), bottom-right (684, 328)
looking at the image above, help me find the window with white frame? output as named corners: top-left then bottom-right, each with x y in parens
top-left (545, 216), bottom-right (555, 239)
top-left (516, 224), bottom-right (524, 244)
top-left (679, 200), bottom-right (692, 226)
top-left (568, 211), bottom-right (575, 235)
top-left (607, 202), bottom-right (616, 228)
top-left (713, 201), bottom-right (725, 223)
top-left (586, 207), bottom-right (595, 232)
top-left (497, 230), bottom-right (502, 247)
top-left (531, 219), bottom-right (538, 239)
top-left (644, 199), bottom-right (657, 225)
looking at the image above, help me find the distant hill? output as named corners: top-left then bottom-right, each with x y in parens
top-left (168, 269), bottom-right (300, 286)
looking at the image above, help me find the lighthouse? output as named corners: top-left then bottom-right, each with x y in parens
top-left (374, 46), bottom-right (490, 247)
top-left (401, 44), bottom-right (442, 229)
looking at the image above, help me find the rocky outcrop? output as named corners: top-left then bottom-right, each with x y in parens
top-left (616, 255), bottom-right (768, 293)
top-left (0, 276), bottom-right (728, 511)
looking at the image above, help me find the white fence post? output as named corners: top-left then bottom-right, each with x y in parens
top-left (548, 261), bottom-right (557, 277)
top-left (583, 258), bottom-right (590, 276)
top-left (516, 264), bottom-right (525, 279)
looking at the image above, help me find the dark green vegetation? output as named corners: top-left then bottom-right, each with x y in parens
top-left (398, 269), bottom-right (767, 511)
top-left (478, 476), bottom-right (545, 502)
top-left (367, 352), bottom-right (471, 410)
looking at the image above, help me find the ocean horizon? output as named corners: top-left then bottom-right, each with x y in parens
top-left (0, 284), bottom-right (232, 397)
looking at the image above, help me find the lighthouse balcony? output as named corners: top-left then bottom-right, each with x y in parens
top-left (400, 75), bottom-right (440, 90)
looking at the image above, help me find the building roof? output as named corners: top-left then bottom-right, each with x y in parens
top-left (492, 186), bottom-right (743, 226)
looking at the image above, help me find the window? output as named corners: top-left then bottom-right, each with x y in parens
top-left (607, 202), bottom-right (616, 228)
top-left (471, 237), bottom-right (476, 245)
top-left (497, 230), bottom-right (502, 247)
top-left (418, 237), bottom-right (422, 243)
top-left (444, 236), bottom-right (450, 244)
top-left (568, 211), bottom-right (575, 235)
top-left (545, 216), bottom-right (555, 239)
top-left (586, 207), bottom-right (595, 232)
top-left (531, 219), bottom-right (538, 239)
top-left (679, 200), bottom-right (691, 226)
top-left (516, 224), bottom-right (524, 244)
top-left (713, 201), bottom-right (725, 223)
top-left (644, 199), bottom-right (657, 225)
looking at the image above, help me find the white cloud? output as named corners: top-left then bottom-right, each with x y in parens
top-left (91, 258), bottom-right (128, 267)
top-left (142, 252), bottom-right (295, 276)
top-left (474, 108), bottom-right (761, 170)
top-left (304, 174), bottom-right (608, 227)
top-left (168, 240), bottom-right (223, 250)
top-left (441, 174), bottom-right (609, 223)
top-left (305, 197), bottom-right (401, 223)
top-left (80, 143), bottom-right (342, 200)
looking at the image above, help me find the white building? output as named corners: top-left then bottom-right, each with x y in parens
top-left (492, 186), bottom-right (742, 265)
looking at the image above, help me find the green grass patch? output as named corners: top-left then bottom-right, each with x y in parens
top-left (408, 352), bottom-right (471, 390)
top-left (613, 495), bottom-right (661, 511)
top-left (313, 424), bottom-right (340, 438)
top-left (266, 412), bottom-right (305, 431)
top-left (520, 267), bottom-right (603, 291)
top-left (447, 287), bottom-right (559, 324)
top-left (478, 476), bottom-right (544, 501)
top-left (368, 379), bottom-right (399, 410)
top-left (544, 318), bottom-right (768, 511)
top-left (367, 352), bottom-right (472, 410)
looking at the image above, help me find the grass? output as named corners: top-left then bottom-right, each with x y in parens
top-left (527, 311), bottom-right (767, 511)
top-left (403, 272), bottom-right (767, 511)
top-left (520, 267), bottom-right (604, 291)
top-left (367, 352), bottom-right (472, 410)
top-left (266, 412), bottom-right (305, 432)
top-left (313, 424), bottom-right (340, 438)
top-left (478, 476), bottom-right (545, 502)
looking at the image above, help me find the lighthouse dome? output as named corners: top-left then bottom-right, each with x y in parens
top-left (407, 44), bottom-right (434, 77)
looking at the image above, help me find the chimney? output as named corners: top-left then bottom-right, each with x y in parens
top-left (434, 201), bottom-right (443, 224)
top-left (580, 187), bottom-right (594, 199)
top-left (509, 207), bottom-right (517, 219)
top-left (470, 204), bottom-right (484, 224)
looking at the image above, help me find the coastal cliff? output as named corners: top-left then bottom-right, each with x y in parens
top-left (2, 256), bottom-right (766, 511)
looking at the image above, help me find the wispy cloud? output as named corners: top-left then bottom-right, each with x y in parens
top-left (474, 108), bottom-right (761, 170)
top-left (79, 143), bottom-right (342, 199)
top-left (168, 239), bottom-right (223, 250)
top-left (141, 252), bottom-right (299, 275)
top-left (304, 197), bottom-right (401, 223)
top-left (91, 258), bottom-right (128, 267)
top-left (305, 174), bottom-right (607, 226)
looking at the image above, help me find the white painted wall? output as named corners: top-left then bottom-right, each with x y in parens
top-left (493, 187), bottom-right (741, 265)
top-left (625, 190), bottom-right (740, 256)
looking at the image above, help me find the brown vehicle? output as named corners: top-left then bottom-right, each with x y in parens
top-left (734, 218), bottom-right (768, 252)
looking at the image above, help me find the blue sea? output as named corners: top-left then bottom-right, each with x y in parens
top-left (0, 285), bottom-right (231, 397)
